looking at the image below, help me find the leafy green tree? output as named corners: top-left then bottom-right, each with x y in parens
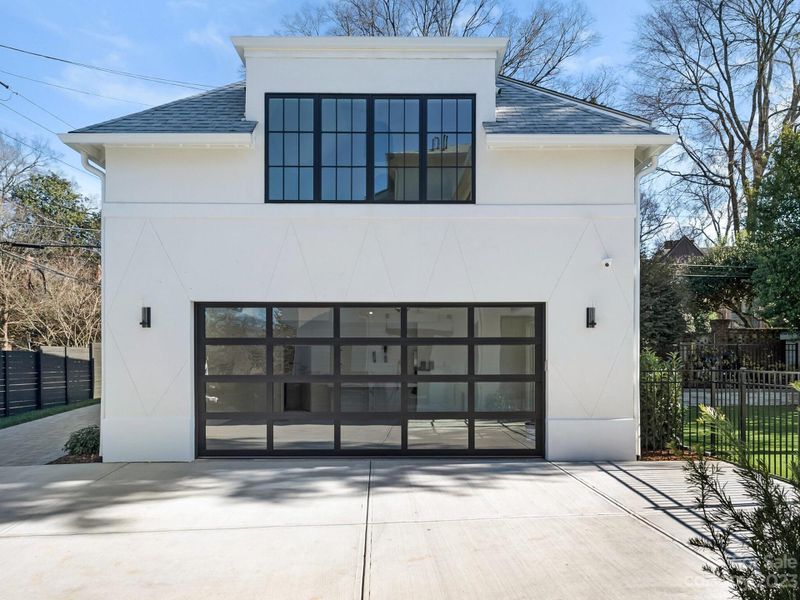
top-left (0, 164), bottom-right (100, 349)
top-left (640, 254), bottom-right (688, 354)
top-left (10, 173), bottom-right (100, 245)
top-left (752, 128), bottom-right (800, 331)
top-left (686, 241), bottom-right (758, 327)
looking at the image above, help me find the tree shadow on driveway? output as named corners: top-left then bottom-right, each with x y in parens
top-left (0, 458), bottom-right (566, 534)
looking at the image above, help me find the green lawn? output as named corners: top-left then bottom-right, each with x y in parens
top-left (682, 403), bottom-right (800, 480)
top-left (0, 399), bottom-right (100, 430)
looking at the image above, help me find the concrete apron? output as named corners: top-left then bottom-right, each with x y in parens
top-left (0, 459), bottom-right (729, 599)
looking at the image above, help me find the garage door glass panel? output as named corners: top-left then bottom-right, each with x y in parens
top-left (205, 345), bottom-right (267, 375)
top-left (340, 383), bottom-right (401, 412)
top-left (408, 345), bottom-right (467, 375)
top-left (272, 307), bottom-right (333, 337)
top-left (407, 307), bottom-right (467, 338)
top-left (474, 420), bottom-right (536, 450)
top-left (341, 345), bottom-right (402, 375)
top-left (205, 382), bottom-right (268, 412)
top-left (273, 383), bottom-right (334, 413)
top-left (205, 307), bottom-right (267, 338)
top-left (475, 382), bottom-right (534, 411)
top-left (474, 307), bottom-right (536, 337)
top-left (206, 418), bottom-right (267, 451)
top-left (408, 419), bottom-right (468, 449)
top-left (273, 345), bottom-right (333, 375)
top-left (340, 307), bottom-right (401, 337)
top-left (475, 345), bottom-right (535, 375)
top-left (273, 420), bottom-right (334, 450)
top-left (408, 382), bottom-right (467, 411)
top-left (340, 420), bottom-right (401, 449)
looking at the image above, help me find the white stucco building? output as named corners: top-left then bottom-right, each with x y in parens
top-left (61, 37), bottom-right (673, 462)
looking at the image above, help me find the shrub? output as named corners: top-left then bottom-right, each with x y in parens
top-left (686, 406), bottom-right (800, 599)
top-left (640, 349), bottom-right (683, 452)
top-left (63, 425), bottom-right (100, 456)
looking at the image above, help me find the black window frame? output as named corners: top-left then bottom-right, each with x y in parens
top-left (264, 94), bottom-right (477, 204)
top-left (195, 302), bottom-right (544, 457)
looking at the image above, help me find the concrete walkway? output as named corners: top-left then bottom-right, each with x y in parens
top-left (0, 459), bottom-right (736, 599)
top-left (0, 404), bottom-right (100, 466)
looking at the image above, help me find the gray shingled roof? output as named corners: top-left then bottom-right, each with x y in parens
top-left (486, 75), bottom-right (665, 136)
top-left (69, 81), bottom-right (257, 134)
top-left (69, 75), bottom-right (665, 137)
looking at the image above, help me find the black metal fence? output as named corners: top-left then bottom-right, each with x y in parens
top-left (0, 344), bottom-right (101, 417)
top-left (641, 368), bottom-right (800, 479)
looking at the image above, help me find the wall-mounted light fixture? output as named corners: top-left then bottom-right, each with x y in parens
top-left (140, 306), bottom-right (151, 328)
top-left (586, 307), bottom-right (596, 328)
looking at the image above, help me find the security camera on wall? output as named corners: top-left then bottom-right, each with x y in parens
top-left (602, 258), bottom-right (614, 269)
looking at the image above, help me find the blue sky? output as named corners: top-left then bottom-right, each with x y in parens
top-left (0, 0), bottom-right (650, 200)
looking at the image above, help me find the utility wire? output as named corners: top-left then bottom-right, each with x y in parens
top-left (3, 220), bottom-right (99, 233)
top-left (0, 80), bottom-right (74, 128)
top-left (0, 246), bottom-right (99, 286)
top-left (0, 131), bottom-right (85, 174)
top-left (0, 102), bottom-right (57, 134)
top-left (0, 240), bottom-right (100, 250)
top-left (0, 69), bottom-right (153, 106)
top-left (0, 43), bottom-right (213, 91)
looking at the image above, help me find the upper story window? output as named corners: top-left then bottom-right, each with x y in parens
top-left (266, 94), bottom-right (474, 203)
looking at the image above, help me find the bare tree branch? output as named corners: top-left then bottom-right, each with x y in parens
top-left (630, 0), bottom-right (800, 240)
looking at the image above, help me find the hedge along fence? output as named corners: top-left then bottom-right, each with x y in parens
top-left (640, 351), bottom-right (683, 452)
top-left (0, 343), bottom-right (101, 417)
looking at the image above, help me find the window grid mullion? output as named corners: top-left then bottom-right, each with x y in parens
top-left (313, 98), bottom-right (321, 201)
top-left (367, 96), bottom-right (375, 202)
top-left (420, 98), bottom-right (427, 201)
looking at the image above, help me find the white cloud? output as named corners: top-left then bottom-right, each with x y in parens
top-left (185, 23), bottom-right (230, 52)
top-left (76, 28), bottom-right (135, 52)
top-left (49, 65), bottom-right (192, 114)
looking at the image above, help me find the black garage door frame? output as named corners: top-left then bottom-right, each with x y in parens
top-left (194, 302), bottom-right (545, 457)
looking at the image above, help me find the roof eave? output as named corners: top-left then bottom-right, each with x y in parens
top-left (232, 36), bottom-right (509, 74)
top-left (485, 133), bottom-right (676, 161)
top-left (59, 131), bottom-right (256, 165)
top-left (485, 133), bottom-right (676, 148)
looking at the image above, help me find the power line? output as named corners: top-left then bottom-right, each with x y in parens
top-left (0, 247), bottom-right (99, 286)
top-left (4, 220), bottom-right (99, 233)
top-left (0, 43), bottom-right (213, 91)
top-left (0, 69), bottom-right (153, 106)
top-left (0, 240), bottom-right (100, 250)
top-left (680, 264), bottom-right (756, 270)
top-left (0, 79), bottom-right (74, 128)
top-left (0, 102), bottom-right (57, 134)
top-left (0, 130), bottom-right (85, 175)
top-left (676, 274), bottom-right (752, 279)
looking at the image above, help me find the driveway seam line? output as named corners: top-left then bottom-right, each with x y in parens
top-left (0, 512), bottom-right (631, 540)
top-left (360, 459), bottom-right (372, 600)
top-left (90, 462), bottom-right (130, 484)
top-left (549, 461), bottom-right (720, 569)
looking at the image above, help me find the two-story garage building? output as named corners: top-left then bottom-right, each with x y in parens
top-left (61, 36), bottom-right (674, 462)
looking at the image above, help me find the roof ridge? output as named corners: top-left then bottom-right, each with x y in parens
top-left (496, 74), bottom-right (651, 126)
top-left (68, 81), bottom-right (246, 134)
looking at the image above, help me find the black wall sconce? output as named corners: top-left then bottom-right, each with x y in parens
top-left (140, 306), bottom-right (151, 328)
top-left (586, 307), bottom-right (596, 328)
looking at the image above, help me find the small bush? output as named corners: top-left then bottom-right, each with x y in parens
top-left (640, 349), bottom-right (683, 452)
top-left (63, 425), bottom-right (100, 456)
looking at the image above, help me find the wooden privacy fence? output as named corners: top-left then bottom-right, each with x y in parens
top-left (0, 343), bottom-right (101, 417)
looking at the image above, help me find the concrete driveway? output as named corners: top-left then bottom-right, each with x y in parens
top-left (0, 459), bottom-right (732, 599)
top-left (0, 403), bottom-right (100, 466)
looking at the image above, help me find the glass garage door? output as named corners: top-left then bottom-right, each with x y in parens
top-left (195, 304), bottom-right (544, 456)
